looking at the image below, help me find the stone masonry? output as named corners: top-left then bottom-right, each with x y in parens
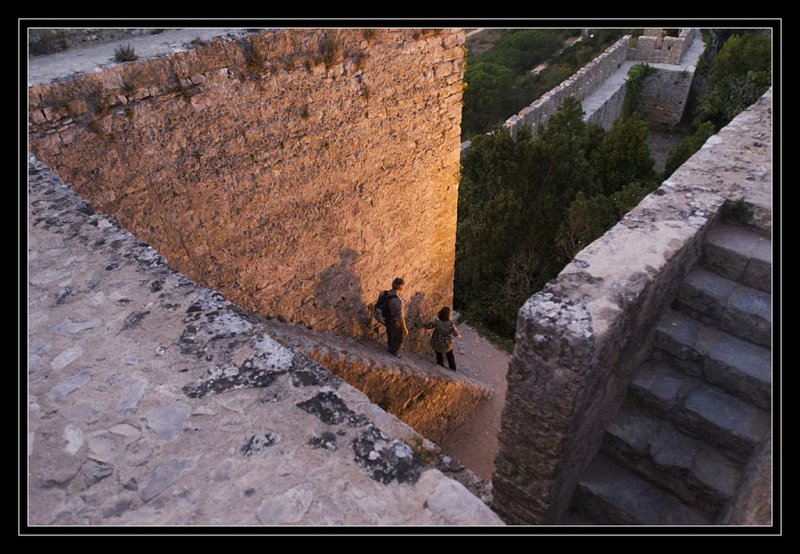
top-left (564, 216), bottom-right (771, 524)
top-left (492, 89), bottom-right (772, 524)
top-left (628, 28), bottom-right (697, 66)
top-left (27, 158), bottom-right (502, 525)
top-left (460, 28), bottom-right (702, 153)
top-left (28, 28), bottom-right (466, 353)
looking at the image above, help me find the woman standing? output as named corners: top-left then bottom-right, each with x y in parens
top-left (423, 307), bottom-right (461, 371)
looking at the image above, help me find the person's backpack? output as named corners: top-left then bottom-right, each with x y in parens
top-left (374, 290), bottom-right (396, 325)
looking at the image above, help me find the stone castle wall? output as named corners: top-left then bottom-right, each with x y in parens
top-left (458, 28), bottom-right (699, 152)
top-left (636, 67), bottom-right (695, 125)
top-left (628, 28), bottom-right (696, 65)
top-left (503, 36), bottom-right (630, 139)
top-left (28, 28), bottom-right (466, 352)
top-left (586, 81), bottom-right (628, 130)
top-left (491, 89), bottom-right (772, 524)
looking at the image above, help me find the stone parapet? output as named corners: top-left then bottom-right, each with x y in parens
top-left (502, 36), bottom-right (631, 139)
top-left (491, 89), bottom-right (772, 524)
top-left (628, 28), bottom-right (696, 65)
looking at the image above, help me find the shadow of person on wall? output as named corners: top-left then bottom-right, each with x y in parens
top-left (315, 248), bottom-right (370, 340)
top-left (406, 290), bottom-right (427, 351)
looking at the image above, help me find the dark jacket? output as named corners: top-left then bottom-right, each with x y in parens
top-left (388, 295), bottom-right (404, 326)
top-left (424, 320), bottom-right (459, 353)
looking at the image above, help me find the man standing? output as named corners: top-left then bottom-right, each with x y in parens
top-left (378, 277), bottom-right (408, 358)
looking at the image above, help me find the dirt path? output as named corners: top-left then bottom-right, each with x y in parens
top-left (437, 323), bottom-right (511, 480)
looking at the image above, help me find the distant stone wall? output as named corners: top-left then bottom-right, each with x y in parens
top-left (503, 36), bottom-right (630, 139)
top-left (635, 66), bottom-right (695, 125)
top-left (586, 81), bottom-right (627, 130)
top-left (491, 89), bottom-right (772, 524)
top-left (628, 28), bottom-right (696, 65)
top-left (458, 28), bottom-right (699, 151)
top-left (28, 28), bottom-right (466, 352)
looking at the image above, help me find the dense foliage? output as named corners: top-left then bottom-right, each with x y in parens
top-left (461, 29), bottom-right (626, 140)
top-left (663, 32), bottom-right (771, 177)
top-left (621, 64), bottom-right (656, 119)
top-left (456, 97), bottom-right (659, 339)
top-left (457, 30), bottom-right (772, 345)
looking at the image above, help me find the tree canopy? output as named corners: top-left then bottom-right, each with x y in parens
top-left (456, 97), bottom-right (659, 340)
top-left (664, 31), bottom-right (771, 178)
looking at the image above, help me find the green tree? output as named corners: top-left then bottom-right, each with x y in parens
top-left (621, 63), bottom-right (656, 118)
top-left (456, 97), bottom-right (608, 339)
top-left (461, 61), bottom-right (515, 138)
top-left (611, 181), bottom-right (658, 218)
top-left (592, 115), bottom-right (658, 196)
top-left (457, 126), bottom-right (533, 302)
top-left (696, 33), bottom-right (771, 129)
top-left (555, 192), bottom-right (616, 260)
top-left (528, 96), bottom-right (598, 205)
top-left (663, 121), bottom-right (715, 177)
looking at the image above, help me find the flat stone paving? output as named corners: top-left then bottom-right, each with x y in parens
top-left (28, 28), bottom-right (251, 86)
top-left (582, 34), bottom-right (706, 120)
top-left (26, 157), bottom-right (502, 526)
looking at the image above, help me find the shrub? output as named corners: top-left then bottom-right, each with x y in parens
top-left (318, 33), bottom-right (339, 69)
top-left (243, 38), bottom-right (263, 73)
top-left (663, 121), bottom-right (715, 177)
top-left (621, 63), bottom-right (656, 118)
top-left (114, 44), bottom-right (137, 62)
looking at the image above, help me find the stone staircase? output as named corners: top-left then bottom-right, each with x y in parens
top-left (562, 220), bottom-right (771, 525)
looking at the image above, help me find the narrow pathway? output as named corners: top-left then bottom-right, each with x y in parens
top-left (266, 315), bottom-right (511, 481)
top-left (28, 28), bottom-right (250, 86)
top-left (439, 324), bottom-right (511, 480)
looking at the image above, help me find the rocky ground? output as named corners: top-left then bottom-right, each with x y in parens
top-left (438, 325), bottom-right (510, 480)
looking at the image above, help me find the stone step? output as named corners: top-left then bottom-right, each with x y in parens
top-left (653, 309), bottom-right (771, 409)
top-left (629, 360), bottom-right (770, 463)
top-left (602, 402), bottom-right (742, 515)
top-left (557, 507), bottom-right (603, 526)
top-left (703, 222), bottom-right (771, 293)
top-left (572, 453), bottom-right (712, 525)
top-left (674, 267), bottom-right (771, 348)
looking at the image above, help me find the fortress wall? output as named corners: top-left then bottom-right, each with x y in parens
top-left (627, 28), bottom-right (696, 65)
top-left (635, 66), bottom-right (695, 125)
top-left (503, 36), bottom-right (630, 139)
top-left (28, 28), bottom-right (466, 352)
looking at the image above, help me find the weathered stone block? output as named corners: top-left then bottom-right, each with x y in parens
top-left (704, 331), bottom-right (771, 410)
top-left (681, 385), bottom-right (769, 460)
